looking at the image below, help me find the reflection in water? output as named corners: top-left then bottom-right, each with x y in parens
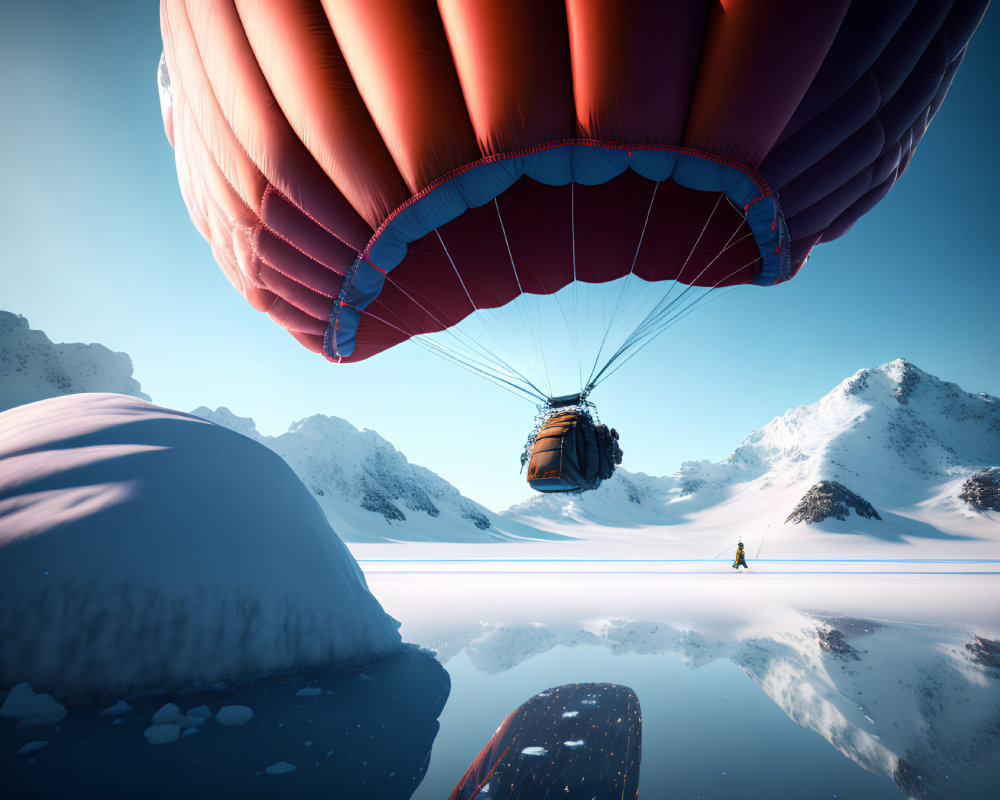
top-left (415, 616), bottom-right (1000, 799)
top-left (1, 645), bottom-right (449, 799)
top-left (450, 683), bottom-right (640, 799)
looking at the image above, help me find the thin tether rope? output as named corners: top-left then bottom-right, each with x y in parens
top-left (494, 197), bottom-right (554, 397)
top-left (589, 221), bottom-right (758, 390)
top-left (420, 229), bottom-right (550, 393)
top-left (584, 180), bottom-right (661, 391)
top-left (617, 227), bottom-right (754, 350)
top-left (587, 191), bottom-right (728, 388)
top-left (591, 254), bottom-right (755, 388)
top-left (383, 272), bottom-right (546, 397)
top-left (359, 298), bottom-right (546, 403)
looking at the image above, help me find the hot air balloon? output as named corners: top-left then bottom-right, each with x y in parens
top-left (158, 0), bottom-right (988, 490)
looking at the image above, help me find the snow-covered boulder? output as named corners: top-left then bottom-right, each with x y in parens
top-left (0, 311), bottom-right (148, 412)
top-left (959, 467), bottom-right (1000, 511)
top-left (0, 393), bottom-right (401, 697)
top-left (785, 480), bottom-right (881, 525)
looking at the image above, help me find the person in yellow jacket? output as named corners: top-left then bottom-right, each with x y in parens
top-left (733, 540), bottom-right (748, 570)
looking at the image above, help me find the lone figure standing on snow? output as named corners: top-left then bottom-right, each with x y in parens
top-left (733, 540), bottom-right (748, 570)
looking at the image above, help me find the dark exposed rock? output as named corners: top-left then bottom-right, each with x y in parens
top-left (893, 360), bottom-right (920, 405)
top-left (965, 636), bottom-right (1000, 668)
top-left (959, 467), bottom-right (1000, 512)
top-left (786, 481), bottom-right (882, 524)
top-left (845, 370), bottom-right (870, 395)
top-left (817, 626), bottom-right (861, 660)
top-left (680, 478), bottom-right (704, 495)
top-left (893, 755), bottom-right (927, 800)
top-left (462, 509), bottom-right (492, 530)
top-left (360, 486), bottom-right (406, 522)
top-left (812, 615), bottom-right (882, 636)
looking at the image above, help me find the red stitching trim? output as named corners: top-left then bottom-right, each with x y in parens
top-left (260, 185), bottom-right (364, 258)
top-left (256, 249), bottom-right (337, 301)
top-left (175, 3), bottom-right (366, 260)
top-left (256, 188), bottom-right (354, 278)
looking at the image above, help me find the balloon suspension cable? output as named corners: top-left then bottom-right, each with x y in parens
top-left (363, 289), bottom-right (546, 403)
top-left (586, 180), bottom-right (660, 385)
top-left (494, 198), bottom-right (555, 398)
top-left (375, 229), bottom-right (551, 403)
top-left (586, 193), bottom-right (755, 390)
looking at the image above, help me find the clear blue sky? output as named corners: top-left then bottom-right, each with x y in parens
top-left (2, 2), bottom-right (998, 511)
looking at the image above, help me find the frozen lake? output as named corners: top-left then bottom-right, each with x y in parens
top-left (368, 559), bottom-right (1000, 800)
top-left (4, 559), bottom-right (999, 799)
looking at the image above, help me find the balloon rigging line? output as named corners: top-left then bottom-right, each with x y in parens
top-left (384, 268), bottom-right (550, 402)
top-left (381, 186), bottom-right (761, 404)
top-left (381, 269), bottom-right (548, 401)
top-left (490, 198), bottom-right (548, 383)
top-left (495, 197), bottom-right (554, 397)
top-left (595, 282), bottom-right (741, 387)
top-left (592, 260), bottom-right (750, 388)
top-left (378, 307), bottom-right (545, 403)
top-left (570, 182), bottom-right (584, 392)
top-left (586, 192), bottom-right (726, 387)
top-left (589, 224), bottom-right (757, 389)
top-left (428, 224), bottom-right (554, 386)
top-left (436, 229), bottom-right (478, 314)
top-left (623, 227), bottom-right (754, 348)
top-left (384, 271), bottom-right (542, 392)
top-left (585, 180), bottom-right (661, 388)
top-left (600, 239), bottom-right (757, 372)
top-left (594, 209), bottom-right (752, 374)
top-left (587, 190), bottom-right (726, 388)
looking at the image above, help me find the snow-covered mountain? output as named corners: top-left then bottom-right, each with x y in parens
top-left (192, 406), bottom-right (561, 544)
top-left (0, 311), bottom-right (148, 412)
top-left (507, 359), bottom-right (1000, 546)
top-left (5, 311), bottom-right (996, 547)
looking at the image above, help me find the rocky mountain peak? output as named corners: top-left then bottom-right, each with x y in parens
top-left (843, 358), bottom-right (925, 405)
top-left (1, 311), bottom-right (148, 412)
top-left (190, 406), bottom-right (259, 440)
top-left (193, 406), bottom-right (498, 540)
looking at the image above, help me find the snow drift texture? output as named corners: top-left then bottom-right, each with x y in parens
top-left (0, 393), bottom-right (401, 697)
top-left (0, 311), bottom-right (148, 413)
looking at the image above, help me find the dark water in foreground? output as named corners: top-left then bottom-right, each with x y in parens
top-left (3, 608), bottom-right (999, 798)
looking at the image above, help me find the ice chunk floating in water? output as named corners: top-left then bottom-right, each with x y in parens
top-left (215, 706), bottom-right (253, 726)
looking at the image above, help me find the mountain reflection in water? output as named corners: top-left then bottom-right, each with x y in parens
top-left (3, 611), bottom-right (997, 799)
top-left (411, 613), bottom-right (999, 800)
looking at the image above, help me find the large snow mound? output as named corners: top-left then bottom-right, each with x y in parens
top-left (0, 393), bottom-right (401, 697)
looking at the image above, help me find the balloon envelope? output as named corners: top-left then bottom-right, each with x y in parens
top-left (159, 0), bottom-right (988, 363)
